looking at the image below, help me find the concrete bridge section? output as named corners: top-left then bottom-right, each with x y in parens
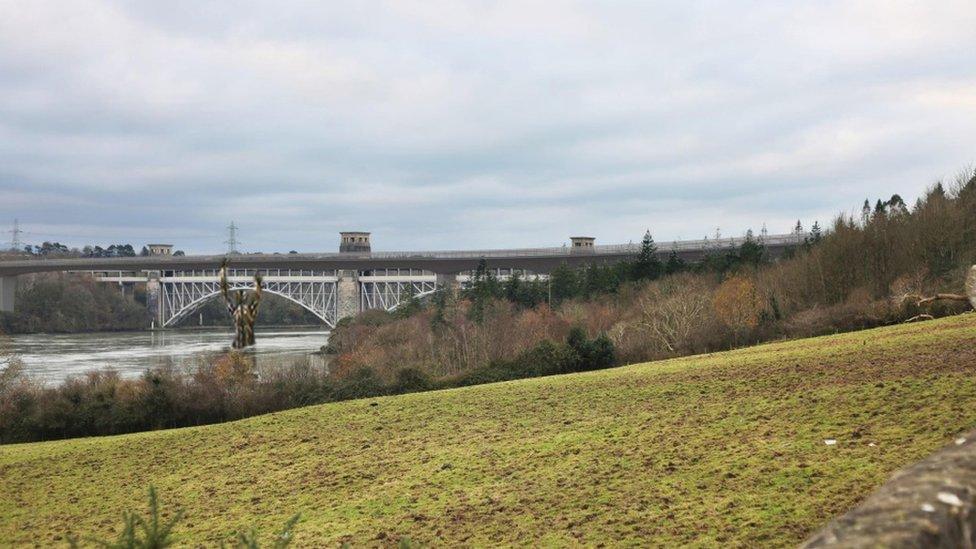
top-left (0, 233), bottom-right (803, 328)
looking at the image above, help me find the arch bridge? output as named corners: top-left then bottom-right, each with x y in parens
top-left (151, 267), bottom-right (438, 328)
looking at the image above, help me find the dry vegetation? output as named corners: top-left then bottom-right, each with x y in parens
top-left (329, 169), bottom-right (976, 382)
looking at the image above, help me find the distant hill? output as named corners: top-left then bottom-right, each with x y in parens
top-left (1, 314), bottom-right (974, 546)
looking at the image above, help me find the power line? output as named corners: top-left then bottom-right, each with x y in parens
top-left (7, 219), bottom-right (23, 251)
top-left (225, 221), bottom-right (240, 254)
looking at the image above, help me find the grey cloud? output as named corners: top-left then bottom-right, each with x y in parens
top-left (1, 0), bottom-right (975, 253)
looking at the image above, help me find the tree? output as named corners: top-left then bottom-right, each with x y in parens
top-left (637, 275), bottom-right (711, 355)
top-left (712, 275), bottom-right (766, 347)
top-left (140, 246), bottom-right (150, 257)
top-left (873, 198), bottom-right (887, 218)
top-left (0, 332), bottom-right (23, 394)
top-left (548, 263), bottom-right (578, 304)
top-left (631, 231), bottom-right (663, 281)
top-left (887, 194), bottom-right (908, 216)
top-left (738, 229), bottom-right (765, 267)
top-left (809, 221), bottom-right (823, 243)
top-left (173, 250), bottom-right (185, 256)
top-left (664, 250), bottom-right (686, 275)
top-left (466, 258), bottom-right (499, 323)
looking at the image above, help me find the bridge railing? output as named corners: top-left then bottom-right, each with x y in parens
top-left (0, 233), bottom-right (807, 272)
top-left (360, 233), bottom-right (806, 259)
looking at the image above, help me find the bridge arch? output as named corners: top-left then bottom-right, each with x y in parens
top-left (386, 288), bottom-right (440, 312)
top-left (161, 281), bottom-right (337, 328)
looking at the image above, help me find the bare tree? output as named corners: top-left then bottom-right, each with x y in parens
top-left (637, 275), bottom-right (712, 354)
top-left (219, 260), bottom-right (263, 349)
top-left (0, 332), bottom-right (23, 393)
top-left (899, 265), bottom-right (976, 322)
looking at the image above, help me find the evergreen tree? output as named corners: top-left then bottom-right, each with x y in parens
top-left (548, 263), bottom-right (578, 304)
top-left (873, 198), bottom-right (887, 217)
top-left (887, 194), bottom-right (908, 216)
top-left (504, 270), bottom-right (522, 303)
top-left (664, 249), bottom-right (686, 275)
top-left (810, 221), bottom-right (823, 243)
top-left (631, 231), bottom-right (663, 281)
top-left (467, 258), bottom-right (499, 323)
top-left (738, 229), bottom-right (765, 267)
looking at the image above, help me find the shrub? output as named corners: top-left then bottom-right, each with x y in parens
top-left (333, 367), bottom-right (385, 401)
top-left (389, 368), bottom-right (433, 394)
top-left (70, 485), bottom-right (301, 548)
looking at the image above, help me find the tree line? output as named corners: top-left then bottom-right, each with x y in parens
top-left (326, 168), bottom-right (976, 385)
top-left (14, 242), bottom-right (185, 257)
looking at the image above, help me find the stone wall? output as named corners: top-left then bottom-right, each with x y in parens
top-left (802, 428), bottom-right (976, 547)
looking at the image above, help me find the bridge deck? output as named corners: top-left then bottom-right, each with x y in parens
top-left (0, 234), bottom-right (803, 276)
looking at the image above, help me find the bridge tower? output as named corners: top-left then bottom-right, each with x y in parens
top-left (147, 244), bottom-right (173, 256)
top-left (339, 232), bottom-right (371, 253)
top-left (570, 236), bottom-right (595, 254)
top-left (337, 232), bottom-right (371, 317)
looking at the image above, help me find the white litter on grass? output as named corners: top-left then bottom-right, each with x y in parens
top-left (937, 492), bottom-right (965, 507)
top-left (868, 443), bottom-right (876, 447)
top-left (824, 439), bottom-right (837, 446)
top-left (921, 503), bottom-right (936, 513)
top-left (955, 437), bottom-right (967, 446)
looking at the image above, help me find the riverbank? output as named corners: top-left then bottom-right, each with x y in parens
top-left (2, 314), bottom-right (974, 545)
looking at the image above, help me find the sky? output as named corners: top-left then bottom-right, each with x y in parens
top-left (1, 1), bottom-right (975, 254)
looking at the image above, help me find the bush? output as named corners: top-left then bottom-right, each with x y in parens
top-left (333, 367), bottom-right (385, 401)
top-left (70, 485), bottom-right (301, 548)
top-left (389, 368), bottom-right (433, 394)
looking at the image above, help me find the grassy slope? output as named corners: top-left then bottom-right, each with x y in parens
top-left (2, 315), bottom-right (975, 547)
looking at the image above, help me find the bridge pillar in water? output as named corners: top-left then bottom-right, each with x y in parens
top-left (337, 270), bottom-right (360, 321)
top-left (0, 276), bottom-right (16, 313)
top-left (145, 273), bottom-right (162, 328)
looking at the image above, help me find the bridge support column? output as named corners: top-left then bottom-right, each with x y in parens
top-left (436, 273), bottom-right (459, 298)
top-left (336, 270), bottom-right (360, 322)
top-left (146, 274), bottom-right (163, 329)
top-left (0, 276), bottom-right (17, 313)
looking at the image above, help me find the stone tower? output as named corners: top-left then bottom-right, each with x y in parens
top-left (339, 232), bottom-right (371, 253)
top-left (570, 236), bottom-right (595, 253)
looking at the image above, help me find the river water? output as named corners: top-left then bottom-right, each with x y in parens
top-left (4, 328), bottom-right (330, 384)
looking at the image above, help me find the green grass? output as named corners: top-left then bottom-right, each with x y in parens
top-left (2, 315), bottom-right (976, 547)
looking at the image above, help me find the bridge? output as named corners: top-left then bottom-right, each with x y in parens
top-left (0, 232), bottom-right (803, 329)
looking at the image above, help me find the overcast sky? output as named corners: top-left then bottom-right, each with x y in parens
top-left (1, 1), bottom-right (975, 253)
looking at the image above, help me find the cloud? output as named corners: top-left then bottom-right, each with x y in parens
top-left (0, 0), bottom-right (974, 253)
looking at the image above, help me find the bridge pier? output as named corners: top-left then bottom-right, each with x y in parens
top-left (436, 273), bottom-right (459, 298)
top-left (145, 273), bottom-right (162, 328)
top-left (0, 276), bottom-right (16, 313)
top-left (337, 270), bottom-right (360, 321)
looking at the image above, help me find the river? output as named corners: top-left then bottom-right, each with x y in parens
top-left (4, 328), bottom-right (330, 384)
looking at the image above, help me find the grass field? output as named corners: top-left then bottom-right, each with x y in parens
top-left (2, 315), bottom-right (975, 547)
